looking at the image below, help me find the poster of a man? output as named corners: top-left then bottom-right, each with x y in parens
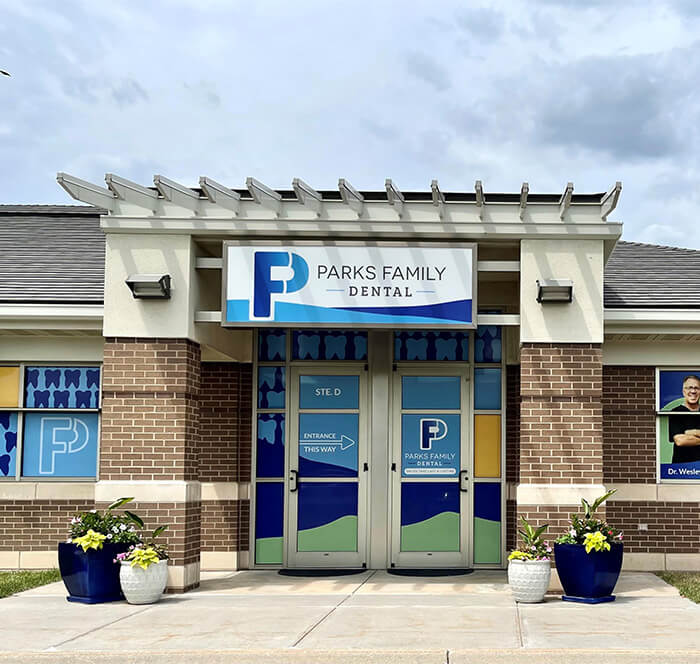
top-left (669, 375), bottom-right (700, 464)
top-left (658, 370), bottom-right (700, 479)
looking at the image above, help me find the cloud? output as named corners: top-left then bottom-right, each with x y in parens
top-left (455, 7), bottom-right (504, 40)
top-left (404, 51), bottom-right (451, 92)
top-left (62, 77), bottom-right (148, 107)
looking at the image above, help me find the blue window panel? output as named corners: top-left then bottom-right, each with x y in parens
top-left (474, 368), bottom-right (501, 410)
top-left (394, 331), bottom-right (469, 362)
top-left (22, 412), bottom-right (99, 477)
top-left (299, 375), bottom-right (359, 410)
top-left (256, 414), bottom-right (285, 478)
top-left (298, 413), bottom-right (358, 477)
top-left (297, 482), bottom-right (358, 552)
top-left (473, 482), bottom-right (502, 564)
top-left (475, 326), bottom-right (502, 363)
top-left (255, 482), bottom-right (284, 564)
top-left (0, 412), bottom-right (18, 478)
top-left (258, 329), bottom-right (287, 362)
top-left (24, 367), bottom-right (100, 409)
top-left (293, 330), bottom-right (368, 361)
top-left (257, 366), bottom-right (285, 409)
top-left (402, 376), bottom-right (460, 410)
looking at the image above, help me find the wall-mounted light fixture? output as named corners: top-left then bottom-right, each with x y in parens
top-left (536, 279), bottom-right (573, 303)
top-left (125, 274), bottom-right (171, 299)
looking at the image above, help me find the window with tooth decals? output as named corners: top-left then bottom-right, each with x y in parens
top-left (0, 365), bottom-right (101, 479)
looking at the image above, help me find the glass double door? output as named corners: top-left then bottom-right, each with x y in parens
top-left (286, 367), bottom-right (368, 567)
top-left (390, 367), bottom-right (471, 568)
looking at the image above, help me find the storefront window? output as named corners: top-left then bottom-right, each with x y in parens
top-left (0, 365), bottom-right (101, 480)
top-left (394, 330), bottom-right (469, 361)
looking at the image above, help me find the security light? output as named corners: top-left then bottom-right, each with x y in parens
top-left (125, 274), bottom-right (171, 300)
top-left (536, 279), bottom-right (573, 303)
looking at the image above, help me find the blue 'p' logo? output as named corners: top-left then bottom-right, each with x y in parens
top-left (419, 418), bottom-right (448, 450)
top-left (253, 251), bottom-right (309, 319)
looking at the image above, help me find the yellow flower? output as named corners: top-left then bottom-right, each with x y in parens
top-left (583, 531), bottom-right (611, 554)
top-left (508, 550), bottom-right (534, 561)
top-left (73, 529), bottom-right (107, 552)
top-left (128, 547), bottom-right (161, 570)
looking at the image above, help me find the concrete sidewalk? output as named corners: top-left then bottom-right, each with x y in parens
top-left (2, 570), bottom-right (700, 663)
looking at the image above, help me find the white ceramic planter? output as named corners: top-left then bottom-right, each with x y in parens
top-left (507, 559), bottom-right (551, 603)
top-left (119, 559), bottom-right (168, 604)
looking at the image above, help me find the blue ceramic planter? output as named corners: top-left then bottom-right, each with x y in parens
top-left (58, 542), bottom-right (130, 604)
top-left (554, 542), bottom-right (623, 603)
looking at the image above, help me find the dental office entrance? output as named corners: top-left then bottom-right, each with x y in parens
top-left (252, 327), bottom-right (505, 571)
top-left (236, 243), bottom-right (505, 571)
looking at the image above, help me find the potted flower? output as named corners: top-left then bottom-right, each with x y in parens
top-left (507, 517), bottom-right (552, 603)
top-left (554, 489), bottom-right (624, 603)
top-left (59, 497), bottom-right (141, 604)
top-left (116, 526), bottom-right (169, 605)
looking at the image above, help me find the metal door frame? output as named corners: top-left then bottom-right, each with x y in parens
top-left (389, 364), bottom-right (472, 568)
top-left (285, 365), bottom-right (369, 568)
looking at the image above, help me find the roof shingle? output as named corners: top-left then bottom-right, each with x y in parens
top-left (604, 241), bottom-right (700, 309)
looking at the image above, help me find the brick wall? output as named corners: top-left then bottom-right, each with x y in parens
top-left (201, 500), bottom-right (250, 552)
top-left (0, 501), bottom-right (93, 551)
top-left (602, 366), bottom-right (656, 483)
top-left (505, 499), bottom-right (517, 551)
top-left (607, 502), bottom-right (700, 554)
top-left (506, 365), bottom-right (520, 483)
top-left (200, 363), bottom-right (253, 483)
top-left (520, 343), bottom-right (603, 484)
top-left (101, 338), bottom-right (201, 482)
top-left (516, 504), bottom-right (580, 540)
top-left (100, 338), bottom-right (202, 581)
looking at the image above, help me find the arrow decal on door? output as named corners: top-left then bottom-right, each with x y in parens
top-left (300, 434), bottom-right (355, 452)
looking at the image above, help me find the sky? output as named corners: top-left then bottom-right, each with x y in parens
top-left (1, 0), bottom-right (700, 249)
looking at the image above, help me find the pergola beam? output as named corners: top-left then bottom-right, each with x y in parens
top-left (475, 180), bottom-right (484, 220)
top-left (56, 172), bottom-right (115, 211)
top-left (246, 177), bottom-right (282, 216)
top-left (559, 181), bottom-right (574, 220)
top-left (338, 178), bottom-right (364, 216)
top-left (105, 173), bottom-right (159, 212)
top-left (153, 174), bottom-right (201, 213)
top-left (292, 178), bottom-right (322, 217)
top-left (601, 181), bottom-right (622, 221)
top-left (385, 178), bottom-right (404, 218)
top-left (431, 179), bottom-right (445, 219)
top-left (519, 182), bottom-right (529, 220)
top-left (199, 176), bottom-right (240, 215)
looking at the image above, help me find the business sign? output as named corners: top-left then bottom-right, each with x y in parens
top-left (22, 413), bottom-right (99, 477)
top-left (223, 244), bottom-right (476, 328)
top-left (657, 370), bottom-right (700, 481)
top-left (401, 413), bottom-right (460, 477)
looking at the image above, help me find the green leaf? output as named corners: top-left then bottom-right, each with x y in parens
top-left (107, 497), bottom-right (134, 511)
top-left (124, 510), bottom-right (144, 528)
top-left (152, 525), bottom-right (168, 539)
top-left (591, 489), bottom-right (617, 513)
top-left (533, 524), bottom-right (548, 539)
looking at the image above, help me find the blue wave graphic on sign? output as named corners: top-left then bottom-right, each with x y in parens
top-left (227, 299), bottom-right (472, 325)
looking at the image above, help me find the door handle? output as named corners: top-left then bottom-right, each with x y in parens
top-left (459, 470), bottom-right (469, 492)
top-left (289, 469), bottom-right (298, 492)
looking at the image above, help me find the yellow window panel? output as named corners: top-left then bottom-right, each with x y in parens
top-left (474, 414), bottom-right (501, 478)
top-left (0, 367), bottom-right (20, 408)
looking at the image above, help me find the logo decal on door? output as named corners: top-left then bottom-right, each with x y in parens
top-left (419, 418), bottom-right (448, 450)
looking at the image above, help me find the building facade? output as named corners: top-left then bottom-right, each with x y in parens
top-left (0, 175), bottom-right (699, 592)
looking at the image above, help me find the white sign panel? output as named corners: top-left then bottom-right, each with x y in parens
top-left (223, 244), bottom-right (476, 328)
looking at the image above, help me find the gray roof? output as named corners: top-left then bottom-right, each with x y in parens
top-left (605, 241), bottom-right (700, 308)
top-left (1, 206), bottom-right (698, 309)
top-left (0, 205), bottom-right (105, 304)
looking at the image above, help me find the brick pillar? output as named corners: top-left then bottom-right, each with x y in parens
top-left (199, 362), bottom-right (252, 570)
top-left (100, 338), bottom-right (201, 592)
top-left (517, 343), bottom-right (605, 540)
